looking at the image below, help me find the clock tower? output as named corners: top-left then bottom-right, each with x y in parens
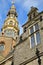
top-left (2, 2), bottom-right (19, 39)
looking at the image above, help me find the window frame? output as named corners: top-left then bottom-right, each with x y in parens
top-left (29, 23), bottom-right (41, 48)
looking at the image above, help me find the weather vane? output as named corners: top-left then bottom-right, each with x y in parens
top-left (11, 0), bottom-right (15, 5)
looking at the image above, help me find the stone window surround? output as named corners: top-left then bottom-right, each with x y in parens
top-left (29, 23), bottom-right (41, 48)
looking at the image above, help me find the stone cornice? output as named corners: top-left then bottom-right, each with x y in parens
top-left (20, 52), bottom-right (43, 65)
top-left (22, 11), bottom-right (43, 27)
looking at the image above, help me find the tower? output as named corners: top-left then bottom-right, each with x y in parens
top-left (0, 1), bottom-right (20, 61)
top-left (2, 1), bottom-right (19, 39)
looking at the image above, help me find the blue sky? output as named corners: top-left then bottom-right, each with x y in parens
top-left (0, 0), bottom-right (43, 34)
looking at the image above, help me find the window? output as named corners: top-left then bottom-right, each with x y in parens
top-left (40, 16), bottom-right (42, 21)
top-left (36, 32), bottom-right (41, 44)
top-left (30, 26), bottom-right (34, 34)
top-left (31, 34), bottom-right (35, 47)
top-left (29, 23), bottom-right (41, 48)
top-left (20, 36), bottom-right (22, 40)
top-left (33, 12), bottom-right (35, 17)
top-left (24, 27), bottom-right (27, 32)
top-left (35, 23), bottom-right (39, 31)
top-left (0, 42), bottom-right (5, 51)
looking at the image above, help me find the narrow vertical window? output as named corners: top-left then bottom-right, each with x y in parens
top-left (35, 23), bottom-right (39, 31)
top-left (33, 12), bottom-right (35, 17)
top-left (24, 27), bottom-right (26, 32)
top-left (29, 23), bottom-right (41, 48)
top-left (40, 16), bottom-right (42, 21)
top-left (36, 32), bottom-right (41, 44)
top-left (31, 34), bottom-right (35, 48)
top-left (30, 26), bottom-right (34, 34)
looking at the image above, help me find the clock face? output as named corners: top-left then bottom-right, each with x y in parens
top-left (5, 29), bottom-right (15, 37)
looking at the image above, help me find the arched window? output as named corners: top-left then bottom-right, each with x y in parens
top-left (0, 42), bottom-right (5, 51)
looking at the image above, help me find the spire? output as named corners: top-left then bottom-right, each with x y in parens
top-left (11, 0), bottom-right (15, 9)
top-left (12, 0), bottom-right (15, 5)
top-left (2, 0), bottom-right (19, 38)
top-left (7, 0), bottom-right (18, 17)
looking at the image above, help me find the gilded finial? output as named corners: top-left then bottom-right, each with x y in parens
top-left (11, 0), bottom-right (15, 5)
